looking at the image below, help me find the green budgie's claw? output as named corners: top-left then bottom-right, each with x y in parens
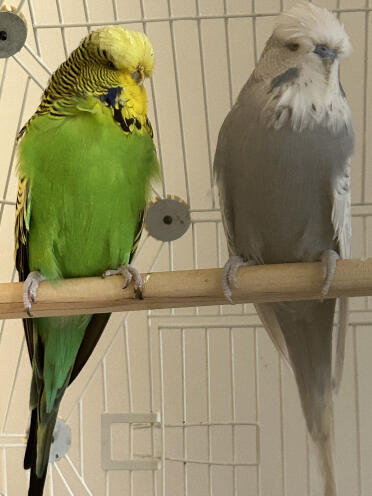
top-left (321, 249), bottom-right (340, 298)
top-left (222, 256), bottom-right (256, 304)
top-left (102, 264), bottom-right (143, 299)
top-left (24, 271), bottom-right (46, 316)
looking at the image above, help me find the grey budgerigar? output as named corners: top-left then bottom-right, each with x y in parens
top-left (214, 3), bottom-right (354, 495)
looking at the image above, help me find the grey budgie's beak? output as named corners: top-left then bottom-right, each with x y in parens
top-left (313, 44), bottom-right (337, 62)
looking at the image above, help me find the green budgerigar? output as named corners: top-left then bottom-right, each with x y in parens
top-left (15, 27), bottom-right (159, 495)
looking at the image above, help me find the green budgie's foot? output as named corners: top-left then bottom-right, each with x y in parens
top-left (24, 271), bottom-right (46, 316)
top-left (102, 264), bottom-right (143, 299)
top-left (222, 256), bottom-right (256, 304)
top-left (321, 249), bottom-right (340, 297)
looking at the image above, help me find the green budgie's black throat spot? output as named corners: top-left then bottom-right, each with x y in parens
top-left (0, 31), bottom-right (7, 41)
top-left (163, 215), bottom-right (173, 225)
top-left (113, 107), bottom-right (133, 133)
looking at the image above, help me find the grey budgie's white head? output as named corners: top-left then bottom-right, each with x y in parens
top-left (255, 2), bottom-right (352, 132)
top-left (273, 2), bottom-right (352, 59)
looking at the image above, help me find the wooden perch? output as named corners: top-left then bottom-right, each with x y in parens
top-left (1, 258), bottom-right (372, 319)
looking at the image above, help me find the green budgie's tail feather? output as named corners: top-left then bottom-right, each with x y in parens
top-left (25, 407), bottom-right (58, 496)
top-left (26, 387), bottom-right (66, 495)
top-left (29, 463), bottom-right (48, 496)
top-left (24, 408), bottom-right (37, 470)
top-left (25, 315), bottom-right (89, 495)
top-left (36, 407), bottom-right (59, 478)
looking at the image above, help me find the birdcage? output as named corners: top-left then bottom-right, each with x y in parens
top-left (0, 0), bottom-right (371, 495)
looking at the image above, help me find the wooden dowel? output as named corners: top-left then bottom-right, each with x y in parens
top-left (1, 258), bottom-right (372, 319)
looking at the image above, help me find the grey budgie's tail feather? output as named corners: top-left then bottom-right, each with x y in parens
top-left (257, 299), bottom-right (338, 495)
top-left (332, 297), bottom-right (349, 393)
top-left (255, 303), bottom-right (291, 369)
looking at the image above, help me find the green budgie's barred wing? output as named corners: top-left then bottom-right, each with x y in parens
top-left (15, 175), bottom-right (34, 357)
top-left (15, 175), bottom-right (112, 382)
top-left (15, 175), bottom-right (30, 281)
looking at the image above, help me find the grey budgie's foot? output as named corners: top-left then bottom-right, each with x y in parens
top-left (24, 271), bottom-right (46, 317)
top-left (102, 264), bottom-right (143, 299)
top-left (222, 255), bottom-right (256, 304)
top-left (321, 249), bottom-right (340, 297)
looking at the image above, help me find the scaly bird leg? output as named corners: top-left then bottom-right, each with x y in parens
top-left (102, 264), bottom-right (143, 299)
top-left (24, 271), bottom-right (46, 317)
top-left (321, 249), bottom-right (340, 297)
top-left (222, 255), bottom-right (256, 304)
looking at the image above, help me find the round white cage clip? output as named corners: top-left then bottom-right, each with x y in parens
top-left (0, 8), bottom-right (27, 58)
top-left (145, 195), bottom-right (191, 242)
top-left (49, 418), bottom-right (71, 463)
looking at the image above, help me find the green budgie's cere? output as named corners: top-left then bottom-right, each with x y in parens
top-left (15, 26), bottom-right (159, 495)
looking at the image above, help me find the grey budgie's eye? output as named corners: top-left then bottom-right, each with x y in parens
top-left (0, 31), bottom-right (7, 41)
top-left (287, 43), bottom-right (299, 52)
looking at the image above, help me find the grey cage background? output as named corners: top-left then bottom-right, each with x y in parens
top-left (0, 0), bottom-right (371, 495)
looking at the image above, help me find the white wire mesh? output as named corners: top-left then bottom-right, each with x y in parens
top-left (0, 0), bottom-right (371, 495)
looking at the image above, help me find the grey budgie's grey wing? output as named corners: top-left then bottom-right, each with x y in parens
top-left (331, 156), bottom-right (352, 392)
top-left (332, 157), bottom-right (352, 259)
top-left (214, 125), bottom-right (237, 257)
top-left (214, 80), bottom-right (292, 365)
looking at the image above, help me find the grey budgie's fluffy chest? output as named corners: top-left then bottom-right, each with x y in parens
top-left (214, 86), bottom-right (354, 264)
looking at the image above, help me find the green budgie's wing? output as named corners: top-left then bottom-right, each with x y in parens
top-left (15, 175), bottom-right (34, 359)
top-left (129, 209), bottom-right (145, 261)
top-left (69, 184), bottom-right (145, 384)
top-left (15, 174), bottom-right (112, 382)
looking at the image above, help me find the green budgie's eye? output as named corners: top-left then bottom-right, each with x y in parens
top-left (107, 60), bottom-right (116, 70)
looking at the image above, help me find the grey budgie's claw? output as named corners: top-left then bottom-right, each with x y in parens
top-left (222, 256), bottom-right (256, 304)
top-left (102, 264), bottom-right (143, 299)
top-left (24, 271), bottom-right (46, 317)
top-left (321, 249), bottom-right (340, 297)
